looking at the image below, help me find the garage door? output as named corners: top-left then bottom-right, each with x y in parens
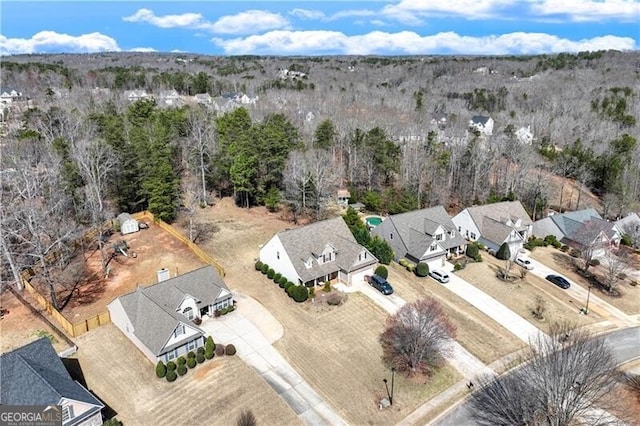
top-left (349, 266), bottom-right (374, 285)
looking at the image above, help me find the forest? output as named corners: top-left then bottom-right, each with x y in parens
top-left (1, 50), bottom-right (639, 294)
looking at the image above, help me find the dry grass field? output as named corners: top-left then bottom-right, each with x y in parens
top-left (180, 199), bottom-right (462, 424)
top-left (528, 246), bottom-right (640, 315)
top-left (456, 254), bottom-right (603, 333)
top-left (386, 264), bottom-right (525, 364)
top-left (73, 324), bottom-right (300, 426)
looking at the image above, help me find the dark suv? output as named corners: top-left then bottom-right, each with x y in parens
top-left (367, 274), bottom-right (394, 295)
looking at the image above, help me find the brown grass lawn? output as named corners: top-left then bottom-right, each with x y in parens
top-left (528, 247), bottom-right (640, 315)
top-left (178, 199), bottom-right (462, 424)
top-left (73, 324), bottom-right (300, 426)
top-left (456, 255), bottom-right (603, 334)
top-left (387, 264), bottom-right (525, 364)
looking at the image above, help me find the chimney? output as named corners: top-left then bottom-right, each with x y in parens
top-left (157, 268), bottom-right (170, 282)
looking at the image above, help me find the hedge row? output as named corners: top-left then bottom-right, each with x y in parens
top-left (255, 260), bottom-right (309, 303)
top-left (156, 336), bottom-right (236, 382)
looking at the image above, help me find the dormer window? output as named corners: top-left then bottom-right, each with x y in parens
top-left (277, 251), bottom-right (280, 260)
top-left (436, 234), bottom-right (443, 241)
top-left (430, 244), bottom-right (437, 252)
top-left (450, 230), bottom-right (455, 237)
top-left (174, 325), bottom-right (185, 337)
top-left (62, 405), bottom-right (74, 422)
top-left (390, 233), bottom-right (393, 240)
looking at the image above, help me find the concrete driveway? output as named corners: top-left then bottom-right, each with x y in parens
top-left (201, 297), bottom-right (347, 426)
top-left (526, 257), bottom-right (635, 326)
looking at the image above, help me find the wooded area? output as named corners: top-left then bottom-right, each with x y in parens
top-left (1, 50), bottom-right (638, 293)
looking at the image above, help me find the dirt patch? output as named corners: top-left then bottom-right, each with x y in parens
top-left (29, 222), bottom-right (206, 323)
top-left (0, 289), bottom-right (72, 354)
top-left (73, 324), bottom-right (300, 425)
top-left (529, 246), bottom-right (640, 315)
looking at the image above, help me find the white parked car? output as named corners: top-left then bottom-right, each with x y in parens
top-left (515, 256), bottom-right (534, 270)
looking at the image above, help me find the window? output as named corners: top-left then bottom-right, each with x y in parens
top-left (167, 349), bottom-right (176, 361)
top-left (62, 406), bottom-right (73, 422)
top-left (470, 232), bottom-right (477, 239)
top-left (390, 233), bottom-right (393, 240)
top-left (187, 340), bottom-right (197, 352)
top-left (436, 234), bottom-right (443, 241)
top-left (358, 253), bottom-right (361, 261)
top-left (276, 251), bottom-right (280, 260)
top-left (183, 307), bottom-right (193, 320)
top-left (450, 230), bottom-right (455, 237)
top-left (430, 244), bottom-right (437, 252)
top-left (174, 325), bottom-right (185, 338)
top-left (458, 226), bottom-right (462, 232)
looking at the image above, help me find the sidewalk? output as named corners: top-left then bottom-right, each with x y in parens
top-left (201, 294), bottom-right (347, 426)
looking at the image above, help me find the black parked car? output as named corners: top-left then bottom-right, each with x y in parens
top-left (367, 274), bottom-right (394, 295)
top-left (545, 274), bottom-right (570, 289)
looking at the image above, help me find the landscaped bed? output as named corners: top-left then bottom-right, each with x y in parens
top-left (456, 254), bottom-right (603, 333)
top-left (528, 246), bottom-right (640, 315)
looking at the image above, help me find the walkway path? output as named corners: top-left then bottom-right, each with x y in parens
top-left (201, 293), bottom-right (347, 426)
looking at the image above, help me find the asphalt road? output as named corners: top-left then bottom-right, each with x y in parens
top-left (432, 326), bottom-right (640, 426)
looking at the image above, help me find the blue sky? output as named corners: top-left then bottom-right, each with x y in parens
top-left (1, 1), bottom-right (638, 56)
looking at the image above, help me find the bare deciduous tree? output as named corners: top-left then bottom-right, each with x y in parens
top-left (471, 322), bottom-right (621, 426)
top-left (601, 248), bottom-right (631, 293)
top-left (236, 409), bottom-right (257, 426)
top-left (379, 298), bottom-right (455, 376)
top-left (186, 108), bottom-right (216, 205)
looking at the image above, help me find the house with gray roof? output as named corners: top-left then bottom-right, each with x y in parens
top-left (107, 265), bottom-right (233, 363)
top-left (468, 115), bottom-right (494, 136)
top-left (616, 212), bottom-right (640, 248)
top-left (452, 201), bottom-right (533, 255)
top-left (371, 206), bottom-right (465, 270)
top-left (259, 217), bottom-right (377, 287)
top-left (533, 208), bottom-right (602, 241)
top-left (0, 337), bottom-right (104, 426)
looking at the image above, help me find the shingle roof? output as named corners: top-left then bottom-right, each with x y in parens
top-left (466, 201), bottom-right (532, 233)
top-left (551, 208), bottom-right (602, 235)
top-left (276, 217), bottom-right (377, 283)
top-left (480, 217), bottom-right (519, 246)
top-left (115, 266), bottom-right (229, 355)
top-left (470, 115), bottom-right (491, 125)
top-left (383, 206), bottom-right (465, 258)
top-left (0, 338), bottom-right (104, 409)
top-left (564, 218), bottom-right (616, 247)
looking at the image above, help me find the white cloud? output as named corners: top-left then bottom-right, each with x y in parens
top-left (123, 8), bottom-right (289, 35)
top-left (209, 10), bottom-right (289, 34)
top-left (381, 0), bottom-right (515, 24)
top-left (211, 30), bottom-right (636, 55)
top-left (289, 8), bottom-right (326, 20)
top-left (0, 31), bottom-right (119, 55)
top-left (529, 0), bottom-right (640, 22)
top-left (123, 8), bottom-right (204, 28)
top-left (129, 47), bottom-right (157, 52)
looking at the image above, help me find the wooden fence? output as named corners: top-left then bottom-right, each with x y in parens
top-left (19, 210), bottom-right (226, 338)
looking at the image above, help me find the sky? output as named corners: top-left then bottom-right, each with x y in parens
top-left (0, 1), bottom-right (639, 56)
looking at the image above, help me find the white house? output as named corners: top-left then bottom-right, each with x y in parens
top-left (194, 93), bottom-right (212, 105)
top-left (158, 89), bottom-right (181, 106)
top-left (469, 115), bottom-right (494, 136)
top-left (124, 89), bottom-right (150, 102)
top-left (117, 213), bottom-right (139, 235)
top-left (615, 212), bottom-right (640, 248)
top-left (371, 206), bottom-right (466, 270)
top-left (0, 89), bottom-right (23, 105)
top-left (0, 338), bottom-right (104, 426)
top-left (452, 201), bottom-right (533, 255)
top-left (259, 217), bottom-right (377, 287)
top-left (108, 266), bottom-right (233, 363)
top-left (515, 126), bottom-right (534, 145)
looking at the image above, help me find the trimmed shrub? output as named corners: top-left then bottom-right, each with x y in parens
top-left (205, 349), bottom-right (214, 360)
top-left (177, 364), bottom-right (187, 376)
top-left (569, 248), bottom-right (581, 258)
top-left (187, 351), bottom-right (195, 359)
top-left (254, 260), bottom-right (263, 271)
top-left (166, 361), bottom-right (176, 371)
top-left (215, 344), bottom-right (226, 356)
top-left (621, 234), bottom-right (633, 246)
top-left (197, 346), bottom-right (205, 355)
top-left (453, 262), bottom-right (463, 271)
top-left (187, 357), bottom-right (197, 368)
top-left (166, 370), bottom-right (177, 382)
top-left (415, 262), bottom-right (429, 277)
top-left (560, 245), bottom-right (570, 252)
top-left (466, 243), bottom-right (479, 258)
top-left (267, 268), bottom-right (275, 279)
top-left (375, 265), bottom-right (388, 279)
top-left (196, 352), bottom-right (205, 363)
top-left (273, 272), bottom-right (282, 283)
top-left (496, 242), bottom-right (511, 260)
top-left (630, 280), bottom-right (638, 287)
top-left (309, 287), bottom-right (316, 299)
top-left (205, 336), bottom-right (215, 352)
top-left (477, 242), bottom-right (485, 250)
top-left (285, 281), bottom-right (295, 291)
top-left (291, 285), bottom-right (309, 303)
top-left (589, 259), bottom-right (600, 266)
top-left (544, 235), bottom-right (562, 249)
top-left (326, 291), bottom-right (346, 306)
top-left (399, 258), bottom-right (409, 267)
top-left (260, 263), bottom-right (269, 274)
top-left (278, 276), bottom-right (288, 288)
top-left (226, 344), bottom-right (237, 356)
top-left (407, 264), bottom-right (416, 273)
top-left (155, 361), bottom-right (167, 378)
top-left (177, 356), bottom-right (186, 366)
top-left (474, 254), bottom-right (483, 262)
top-left (618, 273), bottom-right (627, 280)
top-left (323, 281), bottom-right (331, 292)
